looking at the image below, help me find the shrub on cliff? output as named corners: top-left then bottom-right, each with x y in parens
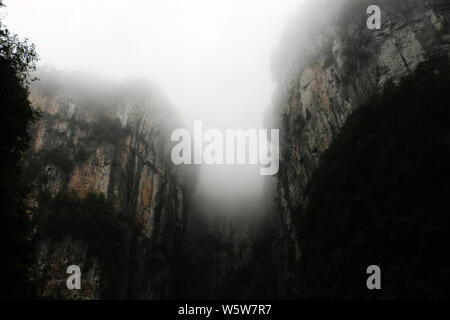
top-left (39, 192), bottom-right (134, 298)
top-left (93, 114), bottom-right (127, 143)
top-left (39, 145), bottom-right (74, 174)
top-left (40, 192), bottom-right (131, 267)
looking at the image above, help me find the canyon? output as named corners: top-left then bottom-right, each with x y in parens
top-left (21, 0), bottom-right (450, 299)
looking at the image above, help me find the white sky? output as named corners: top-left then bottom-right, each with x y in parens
top-left (2, 0), bottom-right (303, 214)
top-left (3, 0), bottom-right (302, 128)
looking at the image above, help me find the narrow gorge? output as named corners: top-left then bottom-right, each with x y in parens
top-left (2, 0), bottom-right (450, 300)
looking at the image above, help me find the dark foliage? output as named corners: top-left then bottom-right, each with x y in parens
top-left (174, 211), bottom-right (277, 300)
top-left (39, 192), bottom-right (134, 297)
top-left (39, 145), bottom-right (73, 174)
top-left (337, 0), bottom-right (376, 84)
top-left (173, 213), bottom-right (226, 299)
top-left (40, 192), bottom-right (129, 266)
top-left (0, 2), bottom-right (39, 299)
top-left (74, 146), bottom-right (89, 163)
top-left (296, 56), bottom-right (450, 299)
top-left (93, 114), bottom-right (128, 143)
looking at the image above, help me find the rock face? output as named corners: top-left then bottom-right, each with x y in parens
top-left (25, 72), bottom-right (194, 299)
top-left (269, 0), bottom-right (450, 297)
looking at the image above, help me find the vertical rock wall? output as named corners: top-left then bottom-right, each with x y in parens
top-left (269, 0), bottom-right (450, 297)
top-left (25, 73), bottom-right (195, 299)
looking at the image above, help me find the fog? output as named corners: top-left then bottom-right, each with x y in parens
top-left (3, 0), bottom-right (304, 216)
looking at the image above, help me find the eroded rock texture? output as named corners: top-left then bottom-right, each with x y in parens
top-left (25, 72), bottom-right (195, 299)
top-left (268, 0), bottom-right (450, 297)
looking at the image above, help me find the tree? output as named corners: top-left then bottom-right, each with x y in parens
top-left (0, 1), bottom-right (39, 299)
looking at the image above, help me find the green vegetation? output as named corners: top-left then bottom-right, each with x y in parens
top-left (39, 192), bottom-right (134, 297)
top-left (295, 56), bottom-right (450, 299)
top-left (174, 210), bottom-right (277, 300)
top-left (341, 32), bottom-right (373, 84)
top-left (74, 145), bottom-right (89, 163)
top-left (0, 1), bottom-right (39, 299)
top-left (339, 3), bottom-right (374, 83)
top-left (320, 37), bottom-right (335, 69)
top-left (173, 214), bottom-right (226, 299)
top-left (93, 114), bottom-right (127, 143)
top-left (39, 145), bottom-right (73, 174)
top-left (40, 192), bottom-right (130, 264)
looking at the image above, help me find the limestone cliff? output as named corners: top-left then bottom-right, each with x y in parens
top-left (269, 0), bottom-right (450, 297)
top-left (24, 71), bottom-right (195, 299)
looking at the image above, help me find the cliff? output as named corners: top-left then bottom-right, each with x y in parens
top-left (24, 71), bottom-right (195, 299)
top-left (269, 0), bottom-right (450, 297)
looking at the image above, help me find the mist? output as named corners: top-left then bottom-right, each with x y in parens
top-left (3, 0), bottom-right (450, 301)
top-left (2, 0), bottom-right (304, 216)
